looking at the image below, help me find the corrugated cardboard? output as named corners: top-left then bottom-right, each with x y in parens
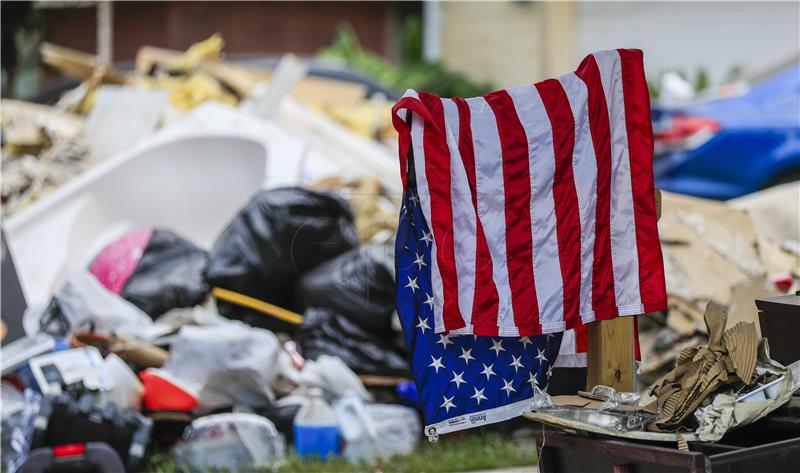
top-left (648, 302), bottom-right (759, 431)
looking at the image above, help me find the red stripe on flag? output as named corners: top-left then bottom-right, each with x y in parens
top-left (576, 54), bottom-right (618, 319)
top-left (453, 97), bottom-right (500, 335)
top-left (484, 90), bottom-right (540, 334)
top-left (536, 79), bottom-right (582, 329)
top-left (575, 323), bottom-right (588, 353)
top-left (618, 49), bottom-right (667, 314)
top-left (418, 92), bottom-right (466, 331)
top-left (391, 96), bottom-right (442, 191)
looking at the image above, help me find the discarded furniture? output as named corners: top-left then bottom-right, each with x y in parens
top-left (529, 404), bottom-right (800, 473)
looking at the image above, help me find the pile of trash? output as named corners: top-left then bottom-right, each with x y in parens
top-left (532, 300), bottom-right (799, 444)
top-left (0, 33), bottom-right (420, 472)
top-left (638, 184), bottom-right (799, 386)
top-left (2, 186), bottom-right (418, 472)
top-left (0, 100), bottom-right (91, 215)
top-left (1, 34), bottom-right (398, 218)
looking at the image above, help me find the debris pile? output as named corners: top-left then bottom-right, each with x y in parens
top-left (1, 34), bottom-right (417, 472)
top-left (638, 186), bottom-right (799, 385)
top-left (1, 100), bottom-right (90, 215)
top-left (3, 184), bottom-right (417, 471)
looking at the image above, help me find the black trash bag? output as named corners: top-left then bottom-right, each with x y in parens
top-left (295, 245), bottom-right (395, 334)
top-left (89, 228), bottom-right (209, 319)
top-left (296, 308), bottom-right (410, 376)
top-left (121, 230), bottom-right (209, 318)
top-left (207, 188), bottom-right (359, 332)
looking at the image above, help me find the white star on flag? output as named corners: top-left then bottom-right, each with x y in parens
top-left (547, 365), bottom-right (553, 379)
top-left (489, 339), bottom-right (505, 356)
top-left (520, 336), bottom-right (533, 348)
top-left (546, 333), bottom-right (555, 341)
top-left (409, 194), bottom-right (419, 206)
top-left (450, 371), bottom-right (466, 389)
top-left (416, 317), bottom-right (431, 334)
top-left (421, 231), bottom-right (433, 246)
top-left (480, 363), bottom-right (496, 380)
top-left (405, 276), bottom-right (419, 293)
top-left (437, 333), bottom-right (453, 349)
top-left (459, 347), bottom-right (475, 364)
top-left (471, 387), bottom-right (487, 406)
top-left (509, 355), bottom-right (524, 372)
top-left (528, 371), bottom-right (539, 388)
top-left (413, 253), bottom-right (428, 269)
top-left (429, 355), bottom-right (445, 373)
top-left (440, 395), bottom-right (456, 413)
top-left (535, 347), bottom-right (548, 363)
top-left (501, 379), bottom-right (517, 396)
top-left (424, 293), bottom-right (435, 308)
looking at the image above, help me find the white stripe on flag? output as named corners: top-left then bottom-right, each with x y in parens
top-left (506, 85), bottom-right (566, 332)
top-left (593, 50), bottom-right (643, 311)
top-left (466, 96), bottom-right (516, 335)
top-left (558, 72), bottom-right (598, 323)
top-left (408, 92), bottom-right (447, 330)
top-left (442, 98), bottom-right (476, 328)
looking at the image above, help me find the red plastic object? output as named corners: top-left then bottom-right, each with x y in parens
top-left (138, 369), bottom-right (199, 412)
top-left (53, 443), bottom-right (85, 458)
top-left (769, 271), bottom-right (794, 293)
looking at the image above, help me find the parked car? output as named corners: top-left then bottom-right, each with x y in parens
top-left (651, 62), bottom-right (800, 200)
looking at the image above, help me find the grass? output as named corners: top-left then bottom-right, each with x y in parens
top-left (146, 432), bottom-right (538, 473)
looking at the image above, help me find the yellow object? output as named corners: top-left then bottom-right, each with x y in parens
top-left (170, 34), bottom-right (224, 72)
top-left (158, 72), bottom-right (238, 111)
top-left (211, 287), bottom-right (304, 326)
top-left (320, 100), bottom-right (393, 139)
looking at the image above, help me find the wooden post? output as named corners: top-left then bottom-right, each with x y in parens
top-left (586, 317), bottom-right (635, 392)
top-left (586, 189), bottom-right (661, 392)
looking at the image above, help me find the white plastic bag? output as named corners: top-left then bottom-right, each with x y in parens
top-left (161, 322), bottom-right (280, 409)
top-left (24, 271), bottom-right (159, 340)
top-left (287, 355), bottom-right (371, 402)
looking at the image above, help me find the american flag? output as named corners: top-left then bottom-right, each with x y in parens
top-left (392, 49), bottom-right (667, 338)
top-left (396, 188), bottom-right (563, 437)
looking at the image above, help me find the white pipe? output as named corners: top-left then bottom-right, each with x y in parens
top-left (96, 1), bottom-right (113, 64)
top-left (422, 0), bottom-right (442, 62)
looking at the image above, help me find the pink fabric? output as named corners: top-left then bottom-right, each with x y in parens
top-left (89, 228), bottom-right (152, 294)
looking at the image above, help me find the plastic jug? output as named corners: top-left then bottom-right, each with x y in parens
top-left (334, 395), bottom-right (378, 465)
top-left (293, 387), bottom-right (340, 459)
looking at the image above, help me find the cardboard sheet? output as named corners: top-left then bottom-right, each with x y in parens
top-left (648, 302), bottom-right (759, 431)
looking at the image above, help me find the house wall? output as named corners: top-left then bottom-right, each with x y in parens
top-left (437, 1), bottom-right (575, 89)
top-left (574, 1), bottom-right (800, 84)
top-left (41, 1), bottom-right (400, 60)
top-left (435, 1), bottom-right (799, 90)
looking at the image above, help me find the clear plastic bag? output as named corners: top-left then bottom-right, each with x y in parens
top-left (1, 389), bottom-right (42, 473)
top-left (530, 384), bottom-right (554, 411)
top-left (161, 322), bottom-right (281, 409)
top-left (172, 413), bottom-right (286, 471)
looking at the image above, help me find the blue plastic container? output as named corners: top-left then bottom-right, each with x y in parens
top-left (293, 387), bottom-right (340, 460)
top-left (294, 424), bottom-right (340, 459)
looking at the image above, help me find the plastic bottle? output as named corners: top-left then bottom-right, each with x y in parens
top-left (293, 387), bottom-right (340, 459)
top-left (334, 394), bottom-right (378, 465)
